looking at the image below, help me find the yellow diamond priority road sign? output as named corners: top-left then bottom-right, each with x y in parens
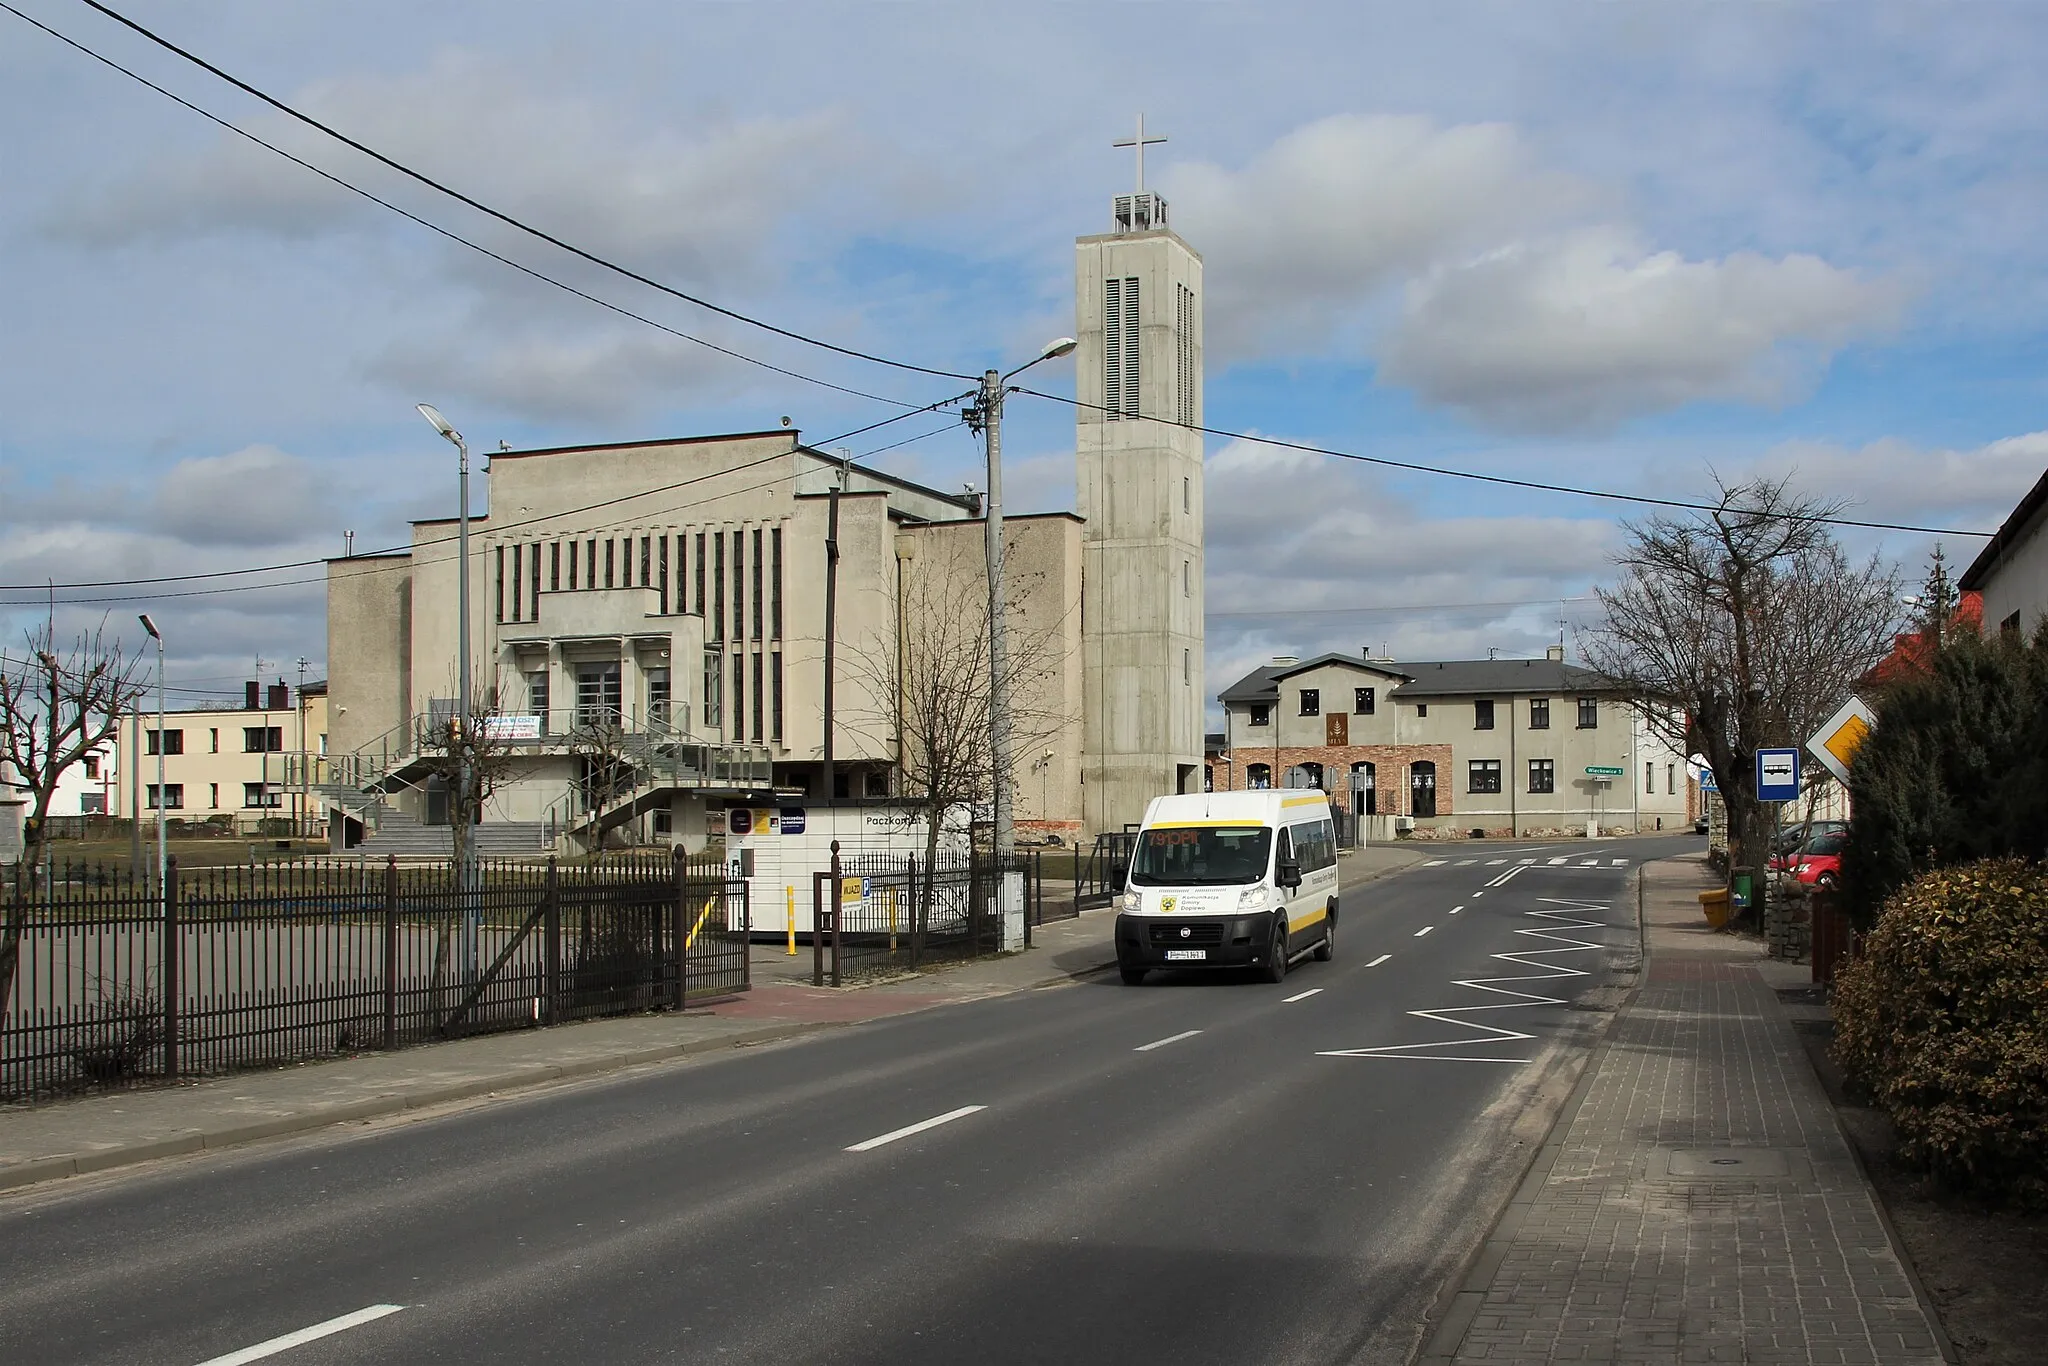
top-left (1807, 696), bottom-right (1876, 784)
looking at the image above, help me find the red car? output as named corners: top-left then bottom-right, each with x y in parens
top-left (1771, 830), bottom-right (1847, 889)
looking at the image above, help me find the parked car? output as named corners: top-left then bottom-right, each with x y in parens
top-left (1770, 819), bottom-right (1846, 858)
top-left (1693, 814), bottom-right (1710, 835)
top-left (1769, 830), bottom-right (1847, 889)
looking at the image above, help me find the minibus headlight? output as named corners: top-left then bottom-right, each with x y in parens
top-left (1119, 891), bottom-right (1142, 913)
top-left (1238, 885), bottom-right (1269, 910)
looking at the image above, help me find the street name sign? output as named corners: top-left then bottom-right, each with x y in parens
top-left (1585, 765), bottom-right (1625, 777)
top-left (1756, 748), bottom-right (1800, 803)
top-left (1807, 696), bottom-right (1877, 785)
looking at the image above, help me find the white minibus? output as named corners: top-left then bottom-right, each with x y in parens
top-left (1114, 790), bottom-right (1342, 985)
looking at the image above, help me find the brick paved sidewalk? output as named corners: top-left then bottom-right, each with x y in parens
top-left (1423, 857), bottom-right (1946, 1366)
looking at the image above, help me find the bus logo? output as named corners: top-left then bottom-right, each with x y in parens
top-left (1161, 897), bottom-right (1177, 913)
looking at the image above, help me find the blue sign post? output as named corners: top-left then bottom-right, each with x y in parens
top-left (1756, 748), bottom-right (1801, 803)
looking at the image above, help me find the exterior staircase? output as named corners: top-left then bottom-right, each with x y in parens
top-left (352, 808), bottom-right (550, 859)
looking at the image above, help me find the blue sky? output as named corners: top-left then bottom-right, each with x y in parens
top-left (2, 0), bottom-right (2044, 712)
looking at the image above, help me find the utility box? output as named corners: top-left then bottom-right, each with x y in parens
top-left (721, 802), bottom-right (971, 936)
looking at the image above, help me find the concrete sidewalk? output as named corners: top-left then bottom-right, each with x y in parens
top-left (0, 840), bottom-right (1430, 1196)
top-left (1421, 856), bottom-right (1947, 1365)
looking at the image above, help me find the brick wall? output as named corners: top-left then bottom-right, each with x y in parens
top-left (1210, 742), bottom-right (1454, 816)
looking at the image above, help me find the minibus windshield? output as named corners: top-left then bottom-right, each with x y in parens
top-left (1129, 826), bottom-right (1274, 887)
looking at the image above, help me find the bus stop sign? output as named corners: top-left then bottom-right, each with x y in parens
top-left (1756, 748), bottom-right (1800, 803)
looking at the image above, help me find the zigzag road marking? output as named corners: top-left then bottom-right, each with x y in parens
top-left (1317, 894), bottom-right (1612, 1064)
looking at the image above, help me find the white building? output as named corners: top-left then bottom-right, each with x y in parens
top-left (1960, 463), bottom-right (2048, 638)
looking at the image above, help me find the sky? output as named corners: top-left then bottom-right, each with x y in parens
top-left (3, 0), bottom-right (2045, 721)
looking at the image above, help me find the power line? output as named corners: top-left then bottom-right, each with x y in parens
top-left (65, 0), bottom-right (977, 384)
top-left (1018, 386), bottom-right (1997, 540)
top-left (0, 1), bottom-right (938, 419)
top-left (0, 405), bottom-right (972, 606)
top-left (1207, 596), bottom-right (1596, 621)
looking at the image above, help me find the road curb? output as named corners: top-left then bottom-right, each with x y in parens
top-left (1410, 863), bottom-right (1648, 1366)
top-left (0, 1020), bottom-right (837, 1196)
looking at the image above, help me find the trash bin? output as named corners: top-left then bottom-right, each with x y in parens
top-left (1730, 867), bottom-right (1755, 912)
top-left (1697, 887), bottom-right (1731, 929)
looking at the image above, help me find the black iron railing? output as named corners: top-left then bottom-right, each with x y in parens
top-left (1, 851), bottom-right (747, 1105)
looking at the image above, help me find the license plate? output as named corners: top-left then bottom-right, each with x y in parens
top-left (1163, 949), bottom-right (1207, 961)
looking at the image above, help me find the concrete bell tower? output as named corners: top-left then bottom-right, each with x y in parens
top-left (1076, 116), bottom-right (1205, 836)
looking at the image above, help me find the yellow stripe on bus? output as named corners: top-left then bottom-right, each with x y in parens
top-left (1288, 907), bottom-right (1328, 930)
top-left (1281, 795), bottom-right (1330, 808)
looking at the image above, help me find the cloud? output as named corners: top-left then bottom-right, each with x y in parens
top-left (46, 54), bottom-right (854, 284)
top-left (365, 328), bottom-right (744, 424)
top-left (1731, 429), bottom-right (2048, 539)
top-left (1167, 114), bottom-right (1592, 359)
top-left (155, 445), bottom-right (327, 547)
top-left (1380, 228), bottom-right (1906, 431)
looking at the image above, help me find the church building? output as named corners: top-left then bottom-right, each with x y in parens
top-left (321, 136), bottom-right (1205, 853)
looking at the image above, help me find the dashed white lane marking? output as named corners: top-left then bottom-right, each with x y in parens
top-left (1133, 1030), bottom-right (1203, 1053)
top-left (1547, 856), bottom-right (1570, 865)
top-left (193, 1305), bottom-right (405, 1366)
top-left (846, 1105), bottom-right (988, 1152)
top-left (1450, 905), bottom-right (1465, 914)
top-left (1366, 954), bottom-right (1391, 967)
top-left (1283, 988), bottom-right (1324, 1002)
top-left (1414, 925), bottom-right (1435, 937)
top-left (1610, 858), bottom-right (1628, 867)
top-left (1424, 859), bottom-right (1446, 867)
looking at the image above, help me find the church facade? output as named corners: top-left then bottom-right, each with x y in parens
top-left (322, 173), bottom-right (1204, 850)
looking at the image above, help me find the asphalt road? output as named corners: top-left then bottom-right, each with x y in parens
top-left (0, 834), bottom-right (1697, 1366)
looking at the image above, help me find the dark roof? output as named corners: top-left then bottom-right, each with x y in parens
top-left (1219, 655), bottom-right (1620, 704)
top-left (1960, 463), bottom-right (2048, 591)
top-left (1204, 732), bottom-right (1228, 751)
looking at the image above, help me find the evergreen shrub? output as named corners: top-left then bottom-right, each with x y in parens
top-left (1833, 858), bottom-right (2048, 1204)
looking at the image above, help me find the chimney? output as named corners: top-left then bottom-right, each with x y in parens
top-left (1270, 655), bottom-right (1298, 669)
top-left (267, 681), bottom-right (289, 711)
top-left (1546, 644), bottom-right (1565, 662)
top-left (244, 681), bottom-right (260, 710)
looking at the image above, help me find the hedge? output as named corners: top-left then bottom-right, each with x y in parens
top-left (1832, 858), bottom-right (2048, 1204)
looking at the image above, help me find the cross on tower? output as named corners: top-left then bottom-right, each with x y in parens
top-left (1113, 113), bottom-right (1167, 195)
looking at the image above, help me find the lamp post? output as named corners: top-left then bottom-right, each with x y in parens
top-left (137, 615), bottom-right (165, 900)
top-left (418, 403), bottom-right (476, 979)
top-left (965, 337), bottom-right (1077, 862)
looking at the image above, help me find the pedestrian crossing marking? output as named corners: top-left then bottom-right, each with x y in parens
top-left (1518, 859), bottom-right (1536, 865)
top-left (1580, 859), bottom-right (1598, 866)
top-left (1547, 857), bottom-right (1570, 865)
top-left (1610, 859), bottom-right (1627, 867)
top-left (1456, 859), bottom-right (1476, 866)
top-left (1486, 859), bottom-right (1506, 865)
top-left (1424, 859), bottom-right (1446, 867)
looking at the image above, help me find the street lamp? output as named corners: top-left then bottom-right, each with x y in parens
top-left (137, 614), bottom-right (165, 901)
top-left (966, 336), bottom-right (1077, 862)
top-left (417, 403), bottom-right (476, 976)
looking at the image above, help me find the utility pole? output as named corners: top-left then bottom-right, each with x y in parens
top-left (296, 656), bottom-right (311, 843)
top-left (418, 404), bottom-right (476, 979)
top-left (821, 451), bottom-right (847, 801)
top-left (968, 369), bottom-right (1015, 860)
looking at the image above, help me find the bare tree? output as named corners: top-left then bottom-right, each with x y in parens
top-left (0, 620), bottom-right (150, 1015)
top-left (564, 715), bottom-right (640, 860)
top-left (843, 559), bottom-right (1071, 956)
top-left (407, 681), bottom-right (528, 881)
top-left (1583, 475), bottom-right (1902, 921)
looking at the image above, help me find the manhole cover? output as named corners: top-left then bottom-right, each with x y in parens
top-left (1659, 1147), bottom-right (1802, 1179)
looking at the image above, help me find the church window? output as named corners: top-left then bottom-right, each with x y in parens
top-left (702, 648), bottom-right (722, 728)
top-left (771, 527), bottom-right (783, 638)
top-left (713, 533), bottom-right (725, 641)
top-left (1103, 276), bottom-right (1140, 418)
top-left (1175, 282), bottom-right (1196, 428)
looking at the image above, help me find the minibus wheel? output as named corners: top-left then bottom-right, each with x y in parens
top-left (1261, 916), bottom-right (1289, 985)
top-left (1119, 965), bottom-right (1147, 985)
top-left (1313, 910), bottom-right (1335, 962)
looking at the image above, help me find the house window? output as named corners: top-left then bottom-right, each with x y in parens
top-left (243, 782), bottom-right (281, 809)
top-left (243, 726), bottom-right (283, 753)
top-left (1246, 763), bottom-right (1272, 790)
top-left (1474, 699), bottom-right (1495, 730)
top-left (1529, 698), bottom-right (1550, 730)
top-left (647, 668), bottom-right (671, 729)
top-left (1284, 762), bottom-right (1325, 790)
top-left (1529, 759), bottom-right (1555, 793)
top-left (1648, 764), bottom-right (1656, 795)
top-left (1577, 697), bottom-right (1599, 729)
top-left (210, 728), bottom-right (219, 753)
top-left (1248, 703), bottom-right (1270, 727)
top-left (1183, 477), bottom-right (1190, 513)
top-left (2001, 610), bottom-right (2022, 637)
top-left (1416, 704), bottom-right (1428, 718)
top-left (1299, 689), bottom-right (1320, 717)
top-left (1183, 560), bottom-right (1190, 596)
top-left (1354, 687), bottom-right (1375, 715)
top-left (1468, 760), bottom-right (1502, 793)
top-left (1667, 763), bottom-right (1676, 795)
top-left (83, 756), bottom-right (100, 780)
top-left (865, 769), bottom-right (890, 798)
top-left (1183, 649), bottom-right (1191, 685)
top-left (209, 782), bottom-right (219, 809)
top-left (146, 729), bottom-right (183, 756)
top-left (145, 783), bottom-right (184, 810)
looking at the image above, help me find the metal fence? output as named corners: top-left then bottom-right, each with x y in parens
top-left (1, 851), bottom-right (747, 1105)
top-left (805, 852), bottom-right (1046, 984)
